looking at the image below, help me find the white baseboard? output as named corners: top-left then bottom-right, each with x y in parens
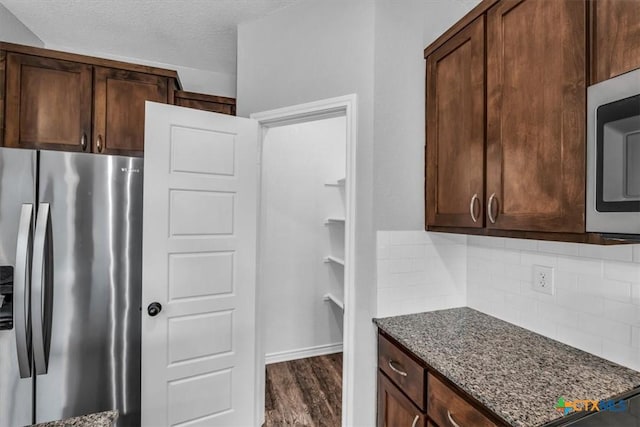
top-left (265, 342), bottom-right (343, 365)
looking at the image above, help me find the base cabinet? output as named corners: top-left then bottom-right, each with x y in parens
top-left (377, 332), bottom-right (507, 427)
top-left (378, 373), bottom-right (426, 427)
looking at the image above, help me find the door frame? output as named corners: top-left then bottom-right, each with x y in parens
top-left (250, 94), bottom-right (357, 427)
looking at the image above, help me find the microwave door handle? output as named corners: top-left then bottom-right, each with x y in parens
top-left (15, 204), bottom-right (33, 378)
top-left (32, 203), bottom-right (53, 375)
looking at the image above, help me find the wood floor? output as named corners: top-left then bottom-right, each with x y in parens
top-left (265, 353), bottom-right (342, 426)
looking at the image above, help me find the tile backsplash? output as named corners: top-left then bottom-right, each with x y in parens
top-left (467, 235), bottom-right (640, 371)
top-left (376, 231), bottom-right (466, 318)
top-left (377, 231), bottom-right (640, 371)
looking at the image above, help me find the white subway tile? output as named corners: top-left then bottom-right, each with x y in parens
top-left (603, 300), bottom-right (640, 326)
top-left (600, 339), bottom-right (636, 368)
top-left (556, 325), bottom-right (602, 356)
top-left (632, 326), bottom-right (640, 348)
top-left (578, 313), bottom-right (631, 345)
top-left (537, 302), bottom-right (579, 325)
top-left (504, 264), bottom-right (533, 282)
top-left (555, 271), bottom-right (578, 291)
top-left (389, 231), bottom-right (424, 245)
top-left (521, 252), bottom-right (558, 268)
top-left (538, 241), bottom-right (580, 256)
top-left (556, 288), bottom-right (604, 316)
top-left (492, 248), bottom-right (521, 265)
top-left (505, 238), bottom-right (538, 251)
top-left (632, 245), bottom-right (640, 263)
top-left (579, 244), bottom-right (633, 262)
top-left (377, 231), bottom-right (392, 247)
top-left (604, 261), bottom-right (640, 282)
top-left (557, 256), bottom-right (602, 276)
top-left (578, 275), bottom-right (625, 300)
top-left (377, 245), bottom-right (390, 260)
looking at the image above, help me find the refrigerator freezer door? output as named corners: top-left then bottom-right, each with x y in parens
top-left (0, 148), bottom-right (36, 427)
top-left (35, 151), bottom-right (143, 426)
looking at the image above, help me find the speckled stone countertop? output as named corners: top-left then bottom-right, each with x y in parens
top-left (374, 307), bottom-right (640, 427)
top-left (31, 411), bottom-right (118, 426)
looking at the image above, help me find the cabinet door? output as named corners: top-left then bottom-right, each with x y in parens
top-left (592, 0), bottom-right (640, 84)
top-left (378, 372), bottom-right (426, 427)
top-left (426, 17), bottom-right (485, 228)
top-left (174, 91), bottom-right (236, 115)
top-left (5, 53), bottom-right (92, 151)
top-left (93, 67), bottom-right (168, 156)
top-left (486, 0), bottom-right (586, 233)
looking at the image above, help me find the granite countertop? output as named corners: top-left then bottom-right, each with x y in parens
top-left (31, 411), bottom-right (118, 427)
top-left (374, 307), bottom-right (640, 427)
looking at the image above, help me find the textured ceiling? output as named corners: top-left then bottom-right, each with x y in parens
top-left (0, 0), bottom-right (300, 75)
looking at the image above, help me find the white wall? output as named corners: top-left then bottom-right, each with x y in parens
top-left (377, 231), bottom-right (466, 317)
top-left (372, 0), bottom-right (481, 231)
top-left (237, 2), bottom-right (377, 425)
top-left (0, 4), bottom-right (43, 47)
top-left (261, 117), bottom-right (346, 359)
top-left (44, 44), bottom-right (236, 97)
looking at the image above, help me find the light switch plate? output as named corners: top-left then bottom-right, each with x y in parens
top-left (532, 265), bottom-right (554, 295)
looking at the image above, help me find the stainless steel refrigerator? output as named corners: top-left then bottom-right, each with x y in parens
top-left (0, 148), bottom-right (142, 426)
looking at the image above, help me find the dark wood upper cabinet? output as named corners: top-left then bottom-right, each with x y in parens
top-left (485, 0), bottom-right (586, 233)
top-left (93, 67), bottom-right (169, 156)
top-left (0, 42), bottom-right (236, 157)
top-left (174, 90), bottom-right (236, 115)
top-left (5, 53), bottom-right (92, 152)
top-left (426, 16), bottom-right (485, 229)
top-left (591, 0), bottom-right (640, 84)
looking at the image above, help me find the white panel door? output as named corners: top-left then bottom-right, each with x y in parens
top-left (142, 102), bottom-right (259, 427)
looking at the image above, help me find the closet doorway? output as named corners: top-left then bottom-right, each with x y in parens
top-left (251, 95), bottom-right (357, 427)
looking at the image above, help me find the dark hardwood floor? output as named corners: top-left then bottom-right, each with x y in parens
top-left (265, 353), bottom-right (342, 426)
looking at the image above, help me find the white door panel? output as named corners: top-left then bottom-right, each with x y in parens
top-left (142, 102), bottom-right (258, 427)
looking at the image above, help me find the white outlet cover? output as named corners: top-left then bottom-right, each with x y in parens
top-left (532, 265), bottom-right (554, 295)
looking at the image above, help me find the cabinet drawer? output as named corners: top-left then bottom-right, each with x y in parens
top-left (378, 334), bottom-right (426, 410)
top-left (428, 373), bottom-right (497, 427)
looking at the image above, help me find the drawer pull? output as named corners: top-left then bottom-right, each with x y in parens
top-left (388, 360), bottom-right (408, 377)
top-left (411, 414), bottom-right (420, 427)
top-left (447, 410), bottom-right (462, 427)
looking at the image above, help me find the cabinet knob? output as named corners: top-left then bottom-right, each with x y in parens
top-left (80, 133), bottom-right (87, 151)
top-left (147, 302), bottom-right (162, 317)
top-left (96, 135), bottom-right (103, 153)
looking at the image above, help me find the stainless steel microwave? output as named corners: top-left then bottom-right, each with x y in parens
top-left (587, 68), bottom-right (640, 234)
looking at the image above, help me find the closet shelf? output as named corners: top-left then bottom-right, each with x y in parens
top-left (323, 293), bottom-right (344, 310)
top-left (324, 217), bottom-right (346, 225)
top-left (323, 255), bottom-right (345, 266)
top-left (324, 178), bottom-right (346, 187)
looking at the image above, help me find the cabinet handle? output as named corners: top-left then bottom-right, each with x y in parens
top-left (388, 360), bottom-right (408, 377)
top-left (96, 135), bottom-right (103, 153)
top-left (80, 133), bottom-right (87, 151)
top-left (411, 414), bottom-right (420, 427)
top-left (487, 193), bottom-right (497, 224)
top-left (447, 410), bottom-right (462, 427)
top-left (469, 193), bottom-right (479, 223)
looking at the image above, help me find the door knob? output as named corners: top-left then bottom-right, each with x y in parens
top-left (147, 302), bottom-right (162, 317)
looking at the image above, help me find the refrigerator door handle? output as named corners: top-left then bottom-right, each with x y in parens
top-left (32, 203), bottom-right (53, 375)
top-left (15, 204), bottom-right (33, 378)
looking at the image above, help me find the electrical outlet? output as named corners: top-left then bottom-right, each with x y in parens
top-left (532, 265), bottom-right (554, 295)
